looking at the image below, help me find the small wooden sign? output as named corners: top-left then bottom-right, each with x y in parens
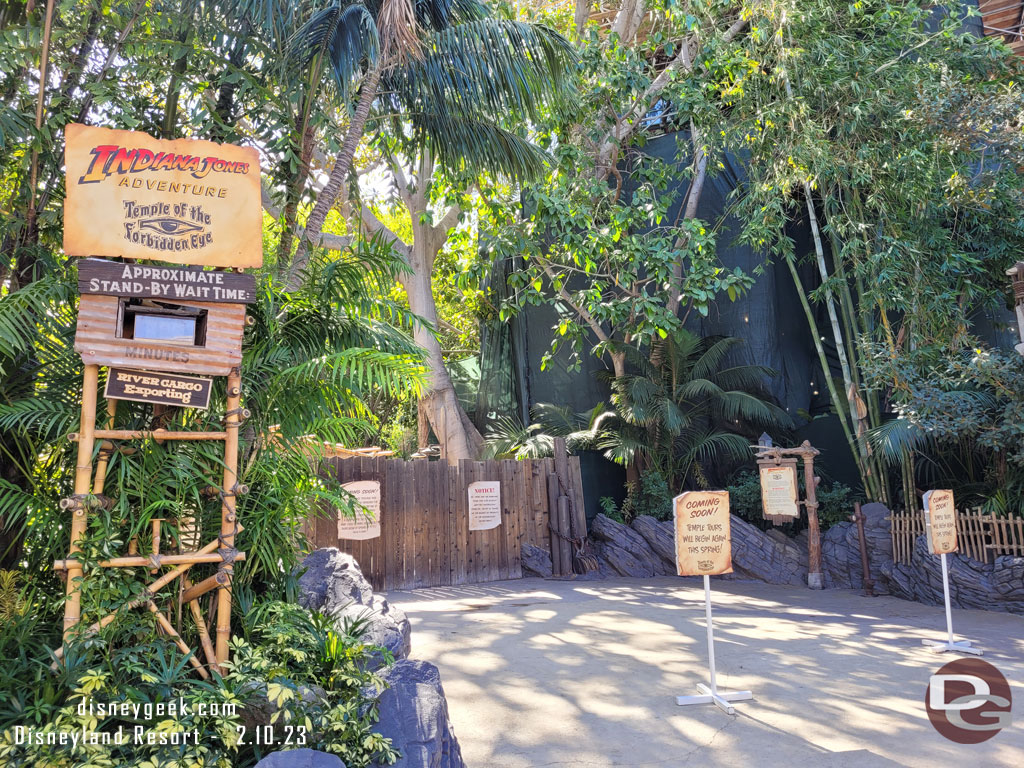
top-left (468, 481), bottom-right (501, 531)
top-left (338, 480), bottom-right (382, 541)
top-left (674, 491), bottom-right (733, 576)
top-left (924, 489), bottom-right (958, 555)
top-left (63, 123), bottom-right (262, 267)
top-left (759, 462), bottom-right (799, 520)
top-left (79, 258), bottom-right (256, 304)
top-left (104, 367), bottom-right (212, 409)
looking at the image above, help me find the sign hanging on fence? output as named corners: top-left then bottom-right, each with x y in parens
top-left (674, 491), bottom-right (732, 576)
top-left (924, 489), bottom-right (958, 555)
top-left (758, 462), bottom-right (799, 519)
top-left (338, 480), bottom-right (382, 540)
top-left (468, 481), bottom-right (502, 531)
top-left (104, 367), bottom-right (212, 409)
top-left (63, 123), bottom-right (262, 267)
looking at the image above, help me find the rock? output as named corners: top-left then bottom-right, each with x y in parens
top-left (590, 514), bottom-right (670, 576)
top-left (521, 543), bottom-right (553, 578)
top-left (879, 535), bottom-right (1024, 614)
top-left (239, 681), bottom-right (327, 736)
top-left (630, 516), bottom-right (676, 564)
top-left (822, 503), bottom-right (893, 594)
top-left (255, 749), bottom-right (345, 768)
top-left (373, 660), bottom-right (465, 768)
top-left (297, 549), bottom-right (411, 667)
top-left (333, 594), bottom-right (411, 669)
top-left (298, 548), bottom-right (374, 611)
top-left (729, 515), bottom-right (808, 587)
top-left (592, 539), bottom-right (655, 578)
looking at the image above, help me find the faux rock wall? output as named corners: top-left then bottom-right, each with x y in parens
top-left (583, 513), bottom-right (810, 586)
top-left (821, 502), bottom-right (893, 594)
top-left (880, 535), bottom-right (1024, 614)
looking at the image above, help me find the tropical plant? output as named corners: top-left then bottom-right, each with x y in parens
top-left (596, 330), bottom-right (792, 490)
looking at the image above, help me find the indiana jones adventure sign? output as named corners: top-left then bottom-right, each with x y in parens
top-left (674, 491), bottom-right (733, 576)
top-left (63, 123), bottom-right (262, 267)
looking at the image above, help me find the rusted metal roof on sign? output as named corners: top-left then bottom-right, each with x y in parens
top-left (980, 0), bottom-right (1024, 54)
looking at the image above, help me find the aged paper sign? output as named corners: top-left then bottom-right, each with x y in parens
top-left (64, 123), bottom-right (262, 267)
top-left (338, 480), bottom-right (381, 541)
top-left (104, 367), bottom-right (212, 409)
top-left (468, 481), bottom-right (501, 531)
top-left (674, 491), bottom-right (733, 576)
top-left (923, 489), bottom-right (958, 555)
top-left (759, 464), bottom-right (799, 518)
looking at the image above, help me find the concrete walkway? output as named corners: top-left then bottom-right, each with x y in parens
top-left (387, 577), bottom-right (1024, 768)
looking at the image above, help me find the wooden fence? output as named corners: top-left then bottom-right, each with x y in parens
top-left (890, 509), bottom-right (1024, 564)
top-left (306, 456), bottom-right (584, 591)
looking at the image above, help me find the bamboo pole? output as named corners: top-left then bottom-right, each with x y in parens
top-left (150, 518), bottom-right (163, 574)
top-left (181, 571), bottom-right (227, 603)
top-left (91, 400), bottom-right (118, 495)
top-left (74, 429), bottom-right (228, 441)
top-left (183, 576), bottom-right (218, 671)
top-left (64, 364), bottom-right (99, 641)
top-left (147, 602), bottom-right (209, 679)
top-left (54, 551), bottom-right (246, 570)
top-left (52, 529), bottom-right (241, 662)
top-left (216, 368), bottom-right (242, 664)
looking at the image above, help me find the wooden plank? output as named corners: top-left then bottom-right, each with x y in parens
top-left (78, 258), bottom-right (257, 303)
top-left (411, 459), bottom-right (429, 589)
top-left (75, 294), bottom-right (245, 376)
top-left (453, 462), bottom-right (469, 585)
top-left (548, 472), bottom-right (563, 575)
top-left (383, 457), bottom-right (402, 590)
top-left (508, 460), bottom-right (524, 579)
top-left (569, 455), bottom-right (587, 539)
top-left (447, 463), bottom-right (458, 585)
top-left (428, 460), bottom-right (445, 587)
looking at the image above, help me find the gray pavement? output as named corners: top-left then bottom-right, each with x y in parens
top-left (387, 576), bottom-right (1024, 768)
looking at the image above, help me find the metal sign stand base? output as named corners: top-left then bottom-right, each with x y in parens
top-left (676, 575), bottom-right (753, 714)
top-left (922, 553), bottom-right (982, 656)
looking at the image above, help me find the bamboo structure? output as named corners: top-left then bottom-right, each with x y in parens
top-left (57, 361), bottom-right (246, 674)
top-left (890, 509), bottom-right (1024, 564)
top-left (63, 364), bottom-right (99, 640)
top-left (216, 367), bottom-right (242, 663)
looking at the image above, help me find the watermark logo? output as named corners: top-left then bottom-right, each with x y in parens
top-left (926, 658), bottom-right (1012, 744)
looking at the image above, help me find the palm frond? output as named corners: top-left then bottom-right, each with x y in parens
top-left (403, 110), bottom-right (550, 181)
top-left (290, 3), bottom-right (379, 92)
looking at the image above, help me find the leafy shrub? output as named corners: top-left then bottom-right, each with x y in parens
top-left (602, 470), bottom-right (674, 523)
top-left (727, 470), bottom-right (856, 531)
top-left (0, 601), bottom-right (398, 768)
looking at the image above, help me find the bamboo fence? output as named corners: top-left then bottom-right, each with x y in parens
top-left (890, 509), bottom-right (1024, 564)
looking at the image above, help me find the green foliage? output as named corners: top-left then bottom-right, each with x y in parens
top-left (597, 330), bottom-right (791, 489)
top-left (229, 602), bottom-right (399, 767)
top-left (618, 470), bottom-right (674, 523)
top-left (727, 469), bottom-right (856, 531)
top-left (0, 601), bottom-right (396, 768)
top-left (866, 348), bottom-right (1024, 514)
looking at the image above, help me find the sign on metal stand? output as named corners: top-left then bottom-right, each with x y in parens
top-left (921, 490), bottom-right (982, 656)
top-left (673, 491), bottom-right (753, 714)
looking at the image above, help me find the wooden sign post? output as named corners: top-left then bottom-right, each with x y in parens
top-left (673, 491), bottom-right (753, 714)
top-left (753, 440), bottom-right (824, 589)
top-left (921, 490), bottom-right (982, 656)
top-left (57, 124), bottom-right (260, 675)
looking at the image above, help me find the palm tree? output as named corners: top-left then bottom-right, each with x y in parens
top-left (284, 0), bottom-right (573, 284)
top-left (597, 330), bottom-right (792, 490)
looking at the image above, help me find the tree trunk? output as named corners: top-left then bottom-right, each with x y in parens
top-left (399, 237), bottom-right (484, 463)
top-left (276, 119), bottom-right (316, 266)
top-left (288, 66), bottom-right (383, 288)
